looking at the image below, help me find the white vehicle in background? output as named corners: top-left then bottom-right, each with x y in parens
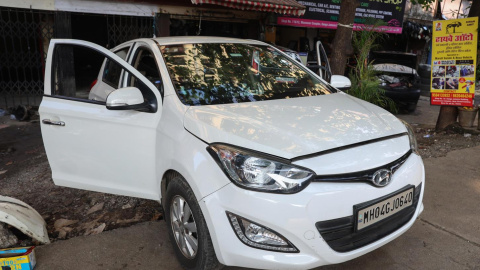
top-left (40, 37), bottom-right (424, 270)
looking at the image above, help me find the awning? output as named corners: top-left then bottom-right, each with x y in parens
top-left (191, 0), bottom-right (306, 16)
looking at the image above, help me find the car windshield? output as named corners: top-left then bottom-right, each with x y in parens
top-left (159, 43), bottom-right (334, 106)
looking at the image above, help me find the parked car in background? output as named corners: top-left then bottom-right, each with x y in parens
top-left (371, 51), bottom-right (421, 113)
top-left (40, 37), bottom-right (424, 270)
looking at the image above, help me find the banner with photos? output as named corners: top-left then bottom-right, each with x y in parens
top-left (431, 17), bottom-right (478, 107)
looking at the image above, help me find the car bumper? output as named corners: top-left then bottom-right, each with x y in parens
top-left (384, 87), bottom-right (421, 104)
top-left (200, 153), bottom-right (425, 269)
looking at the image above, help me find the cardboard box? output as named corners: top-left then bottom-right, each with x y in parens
top-left (0, 247), bottom-right (36, 270)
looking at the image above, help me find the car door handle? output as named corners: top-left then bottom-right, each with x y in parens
top-left (42, 119), bottom-right (65, 126)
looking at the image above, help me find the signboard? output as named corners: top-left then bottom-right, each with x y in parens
top-left (430, 17), bottom-right (478, 107)
top-left (277, 0), bottom-right (407, 34)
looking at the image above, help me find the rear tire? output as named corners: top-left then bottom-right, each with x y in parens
top-left (164, 175), bottom-right (221, 270)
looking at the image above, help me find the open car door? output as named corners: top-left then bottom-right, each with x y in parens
top-left (40, 39), bottom-right (163, 200)
top-left (308, 40), bottom-right (351, 91)
top-left (315, 40), bottom-right (332, 83)
top-left (307, 40), bottom-right (332, 83)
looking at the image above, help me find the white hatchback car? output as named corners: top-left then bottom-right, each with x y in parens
top-left (40, 37), bottom-right (424, 270)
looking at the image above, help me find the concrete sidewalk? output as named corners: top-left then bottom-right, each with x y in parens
top-left (35, 221), bottom-right (182, 270)
top-left (34, 145), bottom-right (480, 270)
top-left (396, 96), bottom-right (440, 127)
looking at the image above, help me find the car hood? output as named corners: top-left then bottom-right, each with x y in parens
top-left (373, 63), bottom-right (418, 75)
top-left (184, 93), bottom-right (406, 159)
top-left (370, 51), bottom-right (417, 70)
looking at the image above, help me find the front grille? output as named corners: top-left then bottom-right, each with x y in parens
top-left (313, 150), bottom-right (412, 185)
top-left (316, 184), bottom-right (422, 252)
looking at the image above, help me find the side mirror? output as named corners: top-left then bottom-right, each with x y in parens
top-left (330, 75), bottom-right (351, 91)
top-left (106, 87), bottom-right (149, 111)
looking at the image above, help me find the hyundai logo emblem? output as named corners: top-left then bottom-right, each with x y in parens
top-left (372, 169), bottom-right (392, 187)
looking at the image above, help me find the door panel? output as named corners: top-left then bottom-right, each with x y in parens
top-left (40, 39), bottom-right (163, 199)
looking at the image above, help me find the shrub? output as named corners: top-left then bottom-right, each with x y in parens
top-left (348, 20), bottom-right (397, 113)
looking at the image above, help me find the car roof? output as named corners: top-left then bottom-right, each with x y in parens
top-left (130, 36), bottom-right (269, 46)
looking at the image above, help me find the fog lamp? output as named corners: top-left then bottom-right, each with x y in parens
top-left (227, 212), bottom-right (298, 253)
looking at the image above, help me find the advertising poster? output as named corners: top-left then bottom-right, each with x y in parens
top-left (277, 0), bottom-right (407, 34)
top-left (431, 17), bottom-right (478, 107)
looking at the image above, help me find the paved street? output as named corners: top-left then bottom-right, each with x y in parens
top-left (34, 144), bottom-right (480, 269)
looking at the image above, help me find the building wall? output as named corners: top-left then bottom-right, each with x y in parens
top-left (1, 0), bottom-right (261, 19)
top-left (1, 0), bottom-right (55, 11)
top-left (1, 0), bottom-right (157, 15)
top-left (441, 0), bottom-right (471, 19)
top-left (55, 0), bottom-right (158, 16)
top-left (404, 0), bottom-right (471, 22)
top-left (404, 0), bottom-right (436, 22)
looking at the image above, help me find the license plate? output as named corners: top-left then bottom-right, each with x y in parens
top-left (356, 187), bottom-right (414, 231)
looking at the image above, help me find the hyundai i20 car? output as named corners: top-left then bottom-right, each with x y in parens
top-left (40, 37), bottom-right (424, 270)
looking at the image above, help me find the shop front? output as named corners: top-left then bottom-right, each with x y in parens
top-left (269, 0), bottom-right (408, 64)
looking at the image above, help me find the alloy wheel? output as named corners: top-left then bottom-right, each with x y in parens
top-left (170, 195), bottom-right (198, 259)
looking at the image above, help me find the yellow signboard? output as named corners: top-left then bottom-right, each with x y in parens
top-left (431, 17), bottom-right (478, 106)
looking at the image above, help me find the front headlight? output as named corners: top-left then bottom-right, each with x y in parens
top-left (207, 144), bottom-right (315, 194)
top-left (401, 120), bottom-right (419, 154)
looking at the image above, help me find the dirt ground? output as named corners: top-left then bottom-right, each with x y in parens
top-left (415, 125), bottom-right (480, 158)
top-left (1, 110), bottom-right (480, 244)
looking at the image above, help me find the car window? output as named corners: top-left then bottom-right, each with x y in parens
top-left (159, 43), bottom-right (335, 106)
top-left (51, 44), bottom-right (106, 101)
top-left (51, 44), bottom-right (156, 107)
top-left (128, 47), bottom-right (163, 97)
top-left (103, 48), bottom-right (129, 88)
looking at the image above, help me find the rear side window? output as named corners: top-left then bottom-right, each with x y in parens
top-left (103, 48), bottom-right (129, 88)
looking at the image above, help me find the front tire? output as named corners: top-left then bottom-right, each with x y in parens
top-left (165, 175), bottom-right (220, 270)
